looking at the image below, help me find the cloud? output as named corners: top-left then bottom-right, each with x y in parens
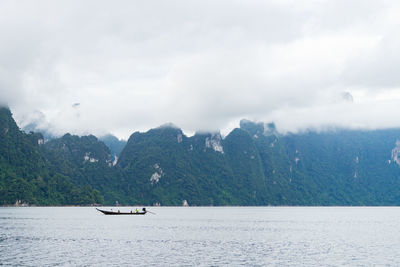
top-left (1, 0), bottom-right (400, 138)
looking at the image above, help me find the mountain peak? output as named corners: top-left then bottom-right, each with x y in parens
top-left (240, 119), bottom-right (277, 137)
top-left (157, 122), bottom-right (180, 129)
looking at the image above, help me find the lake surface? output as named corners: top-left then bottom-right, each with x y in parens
top-left (1, 207), bottom-right (400, 266)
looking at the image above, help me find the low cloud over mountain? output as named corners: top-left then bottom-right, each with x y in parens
top-left (2, 1), bottom-right (400, 138)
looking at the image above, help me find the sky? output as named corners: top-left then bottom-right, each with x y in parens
top-left (1, 0), bottom-right (400, 139)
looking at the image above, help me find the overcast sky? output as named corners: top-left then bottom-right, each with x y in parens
top-left (1, 0), bottom-right (400, 139)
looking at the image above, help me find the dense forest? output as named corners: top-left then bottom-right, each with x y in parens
top-left (0, 108), bottom-right (102, 205)
top-left (2, 106), bottom-right (400, 206)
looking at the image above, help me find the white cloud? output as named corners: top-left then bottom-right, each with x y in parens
top-left (1, 0), bottom-right (400, 138)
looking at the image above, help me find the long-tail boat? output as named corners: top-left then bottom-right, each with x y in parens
top-left (96, 207), bottom-right (147, 215)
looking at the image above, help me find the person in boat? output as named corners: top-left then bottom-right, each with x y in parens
top-left (135, 208), bottom-right (139, 213)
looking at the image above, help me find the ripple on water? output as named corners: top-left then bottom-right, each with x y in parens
top-left (1, 207), bottom-right (400, 266)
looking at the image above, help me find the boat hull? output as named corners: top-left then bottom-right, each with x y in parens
top-left (96, 208), bottom-right (147, 215)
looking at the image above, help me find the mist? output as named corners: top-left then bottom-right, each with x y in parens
top-left (1, 0), bottom-right (400, 139)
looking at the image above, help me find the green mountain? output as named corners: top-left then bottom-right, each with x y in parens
top-left (115, 121), bottom-right (400, 205)
top-left (280, 129), bottom-right (400, 205)
top-left (0, 107), bottom-right (102, 205)
top-left (117, 127), bottom-right (230, 205)
top-left (41, 133), bottom-right (122, 204)
top-left (99, 134), bottom-right (127, 157)
top-left (2, 106), bottom-right (400, 206)
top-left (240, 120), bottom-right (400, 205)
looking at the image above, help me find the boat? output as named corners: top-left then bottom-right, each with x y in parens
top-left (96, 207), bottom-right (147, 215)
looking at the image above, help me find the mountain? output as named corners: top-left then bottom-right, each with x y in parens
top-left (3, 106), bottom-right (400, 206)
top-left (22, 121), bottom-right (57, 140)
top-left (0, 107), bottom-right (102, 205)
top-left (99, 134), bottom-right (127, 157)
top-left (223, 128), bottom-right (267, 204)
top-left (41, 133), bottom-right (133, 205)
top-left (240, 120), bottom-right (400, 205)
top-left (116, 123), bottom-right (279, 205)
top-left (117, 127), bottom-right (234, 205)
top-left (280, 129), bottom-right (400, 205)
top-left (115, 120), bottom-right (400, 206)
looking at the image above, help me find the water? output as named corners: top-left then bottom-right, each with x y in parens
top-left (1, 207), bottom-right (400, 266)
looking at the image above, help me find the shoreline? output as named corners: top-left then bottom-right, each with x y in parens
top-left (2, 205), bottom-right (400, 208)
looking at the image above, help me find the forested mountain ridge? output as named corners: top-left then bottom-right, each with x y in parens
top-left (116, 126), bottom-right (267, 205)
top-left (115, 120), bottom-right (400, 206)
top-left (240, 120), bottom-right (400, 204)
top-left (2, 106), bottom-right (400, 206)
top-left (0, 107), bottom-right (102, 205)
top-left (40, 133), bottom-right (121, 204)
top-left (99, 134), bottom-right (126, 158)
